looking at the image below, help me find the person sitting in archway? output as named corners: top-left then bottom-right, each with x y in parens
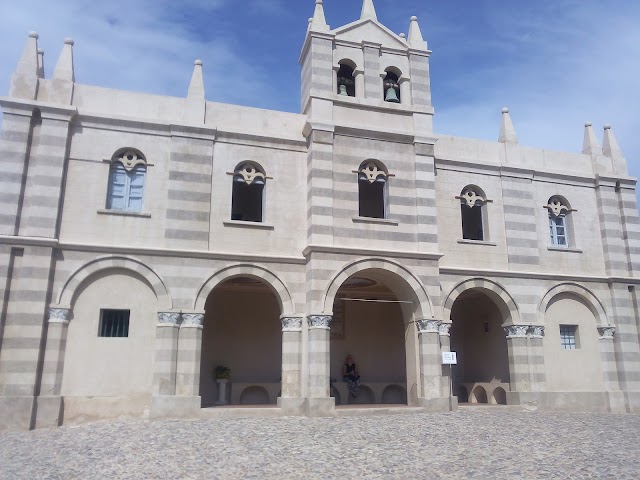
top-left (343, 354), bottom-right (361, 398)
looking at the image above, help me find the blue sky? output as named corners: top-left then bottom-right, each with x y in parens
top-left (0, 0), bottom-right (638, 190)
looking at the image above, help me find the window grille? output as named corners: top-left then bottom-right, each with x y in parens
top-left (99, 309), bottom-right (130, 338)
top-left (560, 325), bottom-right (577, 350)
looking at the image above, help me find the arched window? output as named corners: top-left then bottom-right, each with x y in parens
top-left (546, 196), bottom-right (574, 247)
top-left (337, 61), bottom-right (356, 97)
top-left (231, 162), bottom-right (266, 223)
top-left (358, 161), bottom-right (388, 219)
top-left (106, 149), bottom-right (147, 212)
top-left (457, 186), bottom-right (489, 241)
top-left (383, 68), bottom-right (401, 103)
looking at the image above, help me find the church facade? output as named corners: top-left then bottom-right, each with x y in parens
top-left (1, 0), bottom-right (640, 431)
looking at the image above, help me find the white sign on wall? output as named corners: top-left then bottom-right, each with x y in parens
top-left (442, 351), bottom-right (457, 365)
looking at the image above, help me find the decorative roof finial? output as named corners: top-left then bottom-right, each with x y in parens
top-left (53, 38), bottom-right (75, 82)
top-left (310, 0), bottom-right (329, 32)
top-left (408, 16), bottom-right (427, 49)
top-left (603, 125), bottom-right (623, 159)
top-left (361, 0), bottom-right (378, 21)
top-left (498, 107), bottom-right (518, 144)
top-left (188, 59), bottom-right (205, 99)
top-left (582, 122), bottom-right (602, 156)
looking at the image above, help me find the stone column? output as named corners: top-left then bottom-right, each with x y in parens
top-left (354, 69), bottom-right (365, 98)
top-left (439, 322), bottom-right (452, 398)
top-left (35, 308), bottom-right (71, 428)
top-left (176, 313), bottom-right (204, 398)
top-left (598, 326), bottom-right (625, 412)
top-left (416, 320), bottom-right (441, 400)
top-left (528, 326), bottom-right (546, 392)
top-left (278, 316), bottom-right (304, 414)
top-left (152, 312), bottom-right (180, 396)
top-left (305, 315), bottom-right (334, 416)
top-left (399, 77), bottom-right (411, 106)
top-left (504, 325), bottom-right (531, 394)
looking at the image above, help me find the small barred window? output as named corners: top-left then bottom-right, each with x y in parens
top-left (99, 309), bottom-right (130, 338)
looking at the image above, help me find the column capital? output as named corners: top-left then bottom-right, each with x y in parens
top-left (307, 315), bottom-right (332, 329)
top-left (438, 322), bottom-right (452, 336)
top-left (48, 307), bottom-right (72, 324)
top-left (416, 319), bottom-right (440, 334)
top-left (598, 326), bottom-right (616, 340)
top-left (281, 316), bottom-right (303, 332)
top-left (529, 325), bottom-right (545, 338)
top-left (158, 312), bottom-right (181, 326)
top-left (181, 313), bottom-right (205, 328)
top-left (504, 325), bottom-right (529, 338)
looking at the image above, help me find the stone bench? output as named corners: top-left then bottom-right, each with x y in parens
top-left (457, 382), bottom-right (510, 405)
top-left (228, 382), bottom-right (281, 405)
top-left (331, 381), bottom-right (407, 405)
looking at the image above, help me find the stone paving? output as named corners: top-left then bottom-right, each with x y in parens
top-left (1, 409), bottom-right (639, 479)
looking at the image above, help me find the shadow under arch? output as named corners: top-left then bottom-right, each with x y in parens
top-left (538, 283), bottom-right (609, 325)
top-left (56, 256), bottom-right (172, 310)
top-left (195, 264), bottom-right (295, 315)
top-left (443, 278), bottom-right (520, 325)
top-left (321, 258), bottom-right (433, 320)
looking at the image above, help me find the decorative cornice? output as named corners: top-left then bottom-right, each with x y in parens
top-left (158, 312), bottom-right (180, 326)
top-left (416, 319), bottom-right (440, 334)
top-left (48, 308), bottom-right (72, 324)
top-left (181, 313), bottom-right (205, 327)
top-left (438, 323), bottom-right (452, 336)
top-left (281, 317), bottom-right (303, 332)
top-left (307, 315), bottom-right (332, 329)
top-left (598, 326), bottom-right (616, 340)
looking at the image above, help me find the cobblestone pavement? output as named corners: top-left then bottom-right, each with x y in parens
top-left (1, 410), bottom-right (639, 479)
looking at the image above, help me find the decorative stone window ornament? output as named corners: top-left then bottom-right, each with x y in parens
top-left (456, 188), bottom-right (487, 208)
top-left (114, 150), bottom-right (147, 171)
top-left (235, 163), bottom-right (266, 186)
top-left (545, 196), bottom-right (576, 217)
top-left (359, 162), bottom-right (388, 183)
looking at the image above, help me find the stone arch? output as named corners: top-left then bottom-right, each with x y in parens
top-left (195, 264), bottom-right (295, 315)
top-left (442, 278), bottom-right (520, 325)
top-left (492, 387), bottom-right (507, 405)
top-left (471, 386), bottom-right (488, 404)
top-left (56, 256), bottom-right (171, 310)
top-left (538, 283), bottom-right (609, 326)
top-left (322, 258), bottom-right (433, 319)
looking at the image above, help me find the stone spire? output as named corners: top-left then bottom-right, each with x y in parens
top-left (188, 59), bottom-right (205, 98)
top-left (50, 38), bottom-right (75, 104)
top-left (603, 125), bottom-right (623, 159)
top-left (361, 0), bottom-right (378, 21)
top-left (603, 125), bottom-right (628, 175)
top-left (582, 122), bottom-right (602, 156)
top-left (53, 38), bottom-right (75, 82)
top-left (183, 59), bottom-right (206, 124)
top-left (37, 48), bottom-right (45, 79)
top-left (10, 31), bottom-right (40, 99)
top-left (408, 16), bottom-right (427, 49)
top-left (310, 0), bottom-right (329, 32)
top-left (498, 107), bottom-right (518, 144)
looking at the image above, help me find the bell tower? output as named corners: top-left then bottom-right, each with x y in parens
top-left (301, 0), bottom-right (439, 262)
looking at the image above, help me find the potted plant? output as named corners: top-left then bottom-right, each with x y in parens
top-left (214, 365), bottom-right (231, 381)
top-left (214, 366), bottom-right (230, 406)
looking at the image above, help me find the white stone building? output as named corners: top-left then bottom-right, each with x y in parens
top-left (1, 0), bottom-right (639, 431)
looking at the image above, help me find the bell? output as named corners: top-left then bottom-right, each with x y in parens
top-left (385, 86), bottom-right (400, 103)
top-left (338, 84), bottom-right (348, 96)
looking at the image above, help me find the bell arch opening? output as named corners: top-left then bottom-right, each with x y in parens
top-left (328, 268), bottom-right (421, 407)
top-left (199, 275), bottom-right (282, 407)
top-left (450, 288), bottom-right (511, 405)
